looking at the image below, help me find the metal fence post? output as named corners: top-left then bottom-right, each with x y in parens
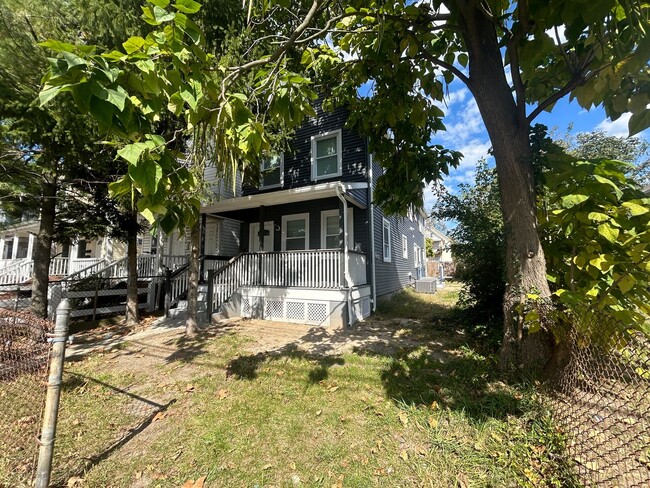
top-left (34, 299), bottom-right (71, 488)
top-left (164, 268), bottom-right (172, 318)
top-left (206, 269), bottom-right (215, 318)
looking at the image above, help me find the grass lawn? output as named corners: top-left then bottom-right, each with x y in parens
top-left (2, 284), bottom-right (576, 487)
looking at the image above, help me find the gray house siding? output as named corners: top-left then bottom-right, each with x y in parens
top-left (372, 161), bottom-right (426, 298)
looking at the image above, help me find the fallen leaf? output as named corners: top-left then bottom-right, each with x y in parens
top-left (457, 473), bottom-right (469, 488)
top-left (427, 416), bottom-right (438, 428)
top-left (217, 389), bottom-right (229, 400)
top-left (277, 371), bottom-right (285, 376)
top-left (181, 481), bottom-right (194, 488)
top-left (398, 411), bottom-right (409, 426)
top-left (328, 386), bottom-right (339, 392)
top-left (134, 471), bottom-right (142, 480)
top-left (316, 410), bottom-right (322, 416)
top-left (400, 450), bottom-right (409, 461)
top-left (67, 477), bottom-right (84, 487)
top-left (185, 384), bottom-right (195, 393)
top-left (430, 401), bottom-right (439, 410)
top-left (195, 476), bottom-right (206, 488)
top-left (152, 412), bottom-right (167, 422)
top-left (263, 464), bottom-right (274, 470)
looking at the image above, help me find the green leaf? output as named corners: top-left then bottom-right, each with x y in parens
top-left (108, 176), bottom-right (132, 198)
top-left (173, 0), bottom-right (201, 14)
top-left (39, 39), bottom-right (77, 53)
top-left (117, 142), bottom-right (149, 165)
top-left (129, 157), bottom-right (163, 195)
top-left (123, 36), bottom-right (146, 54)
top-left (153, 5), bottom-right (175, 22)
top-left (622, 201), bottom-right (649, 216)
top-left (629, 109), bottom-right (650, 137)
top-left (39, 85), bottom-right (63, 106)
top-left (148, 0), bottom-right (170, 7)
top-left (598, 223), bottom-right (619, 242)
top-left (587, 211), bottom-right (610, 222)
top-left (618, 274), bottom-right (636, 294)
top-left (561, 194), bottom-right (589, 208)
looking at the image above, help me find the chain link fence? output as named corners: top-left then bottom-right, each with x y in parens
top-left (547, 309), bottom-right (650, 487)
top-left (0, 309), bottom-right (53, 486)
top-left (0, 284), bottom-right (31, 311)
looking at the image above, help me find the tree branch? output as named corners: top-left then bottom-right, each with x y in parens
top-left (418, 49), bottom-right (470, 85)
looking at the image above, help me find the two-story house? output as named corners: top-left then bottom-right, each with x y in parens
top-left (199, 99), bottom-right (427, 328)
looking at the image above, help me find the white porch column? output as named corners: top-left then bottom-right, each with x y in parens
top-left (102, 236), bottom-right (113, 261)
top-left (11, 235), bottom-right (19, 259)
top-left (70, 241), bottom-right (79, 272)
top-left (26, 233), bottom-right (35, 260)
top-left (0, 237), bottom-right (5, 260)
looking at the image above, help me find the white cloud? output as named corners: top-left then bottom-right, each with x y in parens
top-left (595, 113), bottom-right (632, 138)
top-left (438, 98), bottom-right (484, 145)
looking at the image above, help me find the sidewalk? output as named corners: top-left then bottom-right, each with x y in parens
top-left (65, 315), bottom-right (207, 359)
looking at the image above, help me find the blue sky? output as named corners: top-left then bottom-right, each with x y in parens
top-left (424, 82), bottom-right (650, 211)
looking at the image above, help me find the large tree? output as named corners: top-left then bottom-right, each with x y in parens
top-left (0, 0), bottom-right (144, 317)
top-left (303, 0), bottom-right (650, 369)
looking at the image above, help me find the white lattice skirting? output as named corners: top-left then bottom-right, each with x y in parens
top-left (238, 286), bottom-right (372, 327)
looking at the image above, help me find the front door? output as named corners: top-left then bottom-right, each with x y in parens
top-left (249, 221), bottom-right (274, 252)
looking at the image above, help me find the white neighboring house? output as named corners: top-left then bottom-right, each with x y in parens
top-left (428, 227), bottom-right (453, 263)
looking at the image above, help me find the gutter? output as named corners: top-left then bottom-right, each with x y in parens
top-left (368, 154), bottom-right (377, 312)
top-left (335, 182), bottom-right (353, 326)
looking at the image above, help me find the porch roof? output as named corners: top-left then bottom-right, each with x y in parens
top-left (201, 182), bottom-right (368, 215)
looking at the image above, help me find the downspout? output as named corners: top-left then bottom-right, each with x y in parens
top-left (368, 153), bottom-right (377, 312)
top-left (335, 183), bottom-right (353, 326)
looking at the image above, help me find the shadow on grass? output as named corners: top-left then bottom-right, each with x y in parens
top-left (378, 347), bottom-right (523, 421)
top-left (226, 343), bottom-right (345, 382)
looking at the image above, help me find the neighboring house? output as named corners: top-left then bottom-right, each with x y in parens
top-left (200, 99), bottom-right (426, 328)
top-left (428, 227), bottom-right (453, 263)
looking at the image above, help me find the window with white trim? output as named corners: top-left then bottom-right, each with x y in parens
top-left (321, 208), bottom-right (354, 249)
top-left (311, 130), bottom-right (342, 180)
top-left (321, 210), bottom-right (340, 249)
top-left (382, 218), bottom-right (391, 262)
top-left (414, 244), bottom-right (420, 267)
top-left (282, 213), bottom-right (309, 251)
top-left (260, 153), bottom-right (283, 188)
top-left (402, 234), bottom-right (408, 259)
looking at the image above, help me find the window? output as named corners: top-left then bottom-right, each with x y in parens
top-left (311, 130), bottom-right (342, 180)
top-left (402, 234), bottom-right (408, 259)
top-left (260, 154), bottom-right (283, 188)
top-left (321, 208), bottom-right (354, 249)
top-left (282, 213), bottom-right (309, 251)
top-left (382, 218), bottom-right (391, 262)
top-left (414, 244), bottom-right (420, 266)
top-left (321, 210), bottom-right (340, 249)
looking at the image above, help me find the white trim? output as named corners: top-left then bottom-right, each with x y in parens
top-left (249, 221), bottom-right (275, 252)
top-left (260, 153), bottom-right (284, 189)
top-left (281, 213), bottom-right (310, 251)
top-left (320, 209), bottom-right (339, 249)
top-left (311, 129), bottom-right (343, 181)
top-left (382, 218), bottom-right (391, 262)
top-left (347, 207), bottom-right (354, 250)
top-left (201, 182), bottom-right (368, 214)
top-left (402, 234), bottom-right (408, 259)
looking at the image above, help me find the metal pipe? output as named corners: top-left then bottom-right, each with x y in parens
top-left (335, 183), bottom-right (353, 326)
top-left (35, 299), bottom-right (71, 488)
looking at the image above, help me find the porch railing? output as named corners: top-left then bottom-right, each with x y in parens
top-left (0, 259), bottom-right (32, 285)
top-left (49, 257), bottom-right (69, 276)
top-left (68, 258), bottom-right (104, 275)
top-left (208, 250), bottom-right (369, 315)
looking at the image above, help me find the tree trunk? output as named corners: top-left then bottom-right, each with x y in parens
top-left (125, 212), bottom-right (139, 327)
top-left (459, 5), bottom-right (553, 371)
top-left (30, 181), bottom-right (57, 318)
top-left (185, 221), bottom-right (200, 336)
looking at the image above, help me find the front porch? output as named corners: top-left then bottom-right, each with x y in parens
top-left (207, 250), bottom-right (369, 328)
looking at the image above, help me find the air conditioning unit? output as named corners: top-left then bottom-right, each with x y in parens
top-left (415, 278), bottom-right (437, 294)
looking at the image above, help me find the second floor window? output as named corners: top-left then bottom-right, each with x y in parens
top-left (311, 130), bottom-right (342, 180)
top-left (261, 154), bottom-right (283, 188)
